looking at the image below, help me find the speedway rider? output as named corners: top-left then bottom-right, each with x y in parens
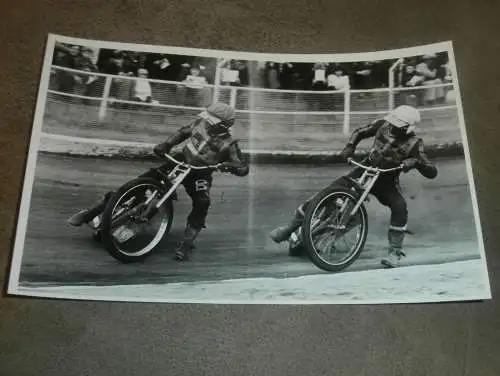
top-left (269, 105), bottom-right (438, 268)
top-left (68, 102), bottom-right (249, 262)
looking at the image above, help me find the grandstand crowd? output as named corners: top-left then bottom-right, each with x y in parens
top-left (49, 42), bottom-right (454, 110)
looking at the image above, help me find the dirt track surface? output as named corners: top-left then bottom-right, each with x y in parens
top-left (16, 153), bottom-right (482, 287)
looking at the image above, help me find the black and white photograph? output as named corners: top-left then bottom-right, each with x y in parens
top-left (6, 33), bottom-right (491, 304)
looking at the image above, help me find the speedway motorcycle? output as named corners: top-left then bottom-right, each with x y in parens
top-left (85, 153), bottom-right (221, 263)
top-left (287, 157), bottom-right (404, 273)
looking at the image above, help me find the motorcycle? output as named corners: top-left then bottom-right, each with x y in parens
top-left (85, 153), bottom-right (221, 263)
top-left (287, 157), bottom-right (404, 272)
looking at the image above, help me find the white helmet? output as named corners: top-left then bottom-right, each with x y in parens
top-left (384, 105), bottom-right (420, 134)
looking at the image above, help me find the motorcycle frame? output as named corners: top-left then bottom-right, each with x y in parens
top-left (155, 163), bottom-right (192, 209)
top-left (154, 153), bottom-right (219, 210)
top-left (345, 158), bottom-right (403, 218)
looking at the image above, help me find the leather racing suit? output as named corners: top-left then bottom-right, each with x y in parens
top-left (270, 117), bottom-right (438, 260)
top-left (68, 112), bottom-right (249, 261)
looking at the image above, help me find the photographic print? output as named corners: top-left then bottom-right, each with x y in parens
top-left (6, 33), bottom-right (491, 304)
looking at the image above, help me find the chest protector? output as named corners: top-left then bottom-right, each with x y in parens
top-left (171, 119), bottom-right (235, 166)
top-left (368, 122), bottom-right (419, 168)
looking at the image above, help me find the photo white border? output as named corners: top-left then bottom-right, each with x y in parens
top-left (5, 33), bottom-right (492, 304)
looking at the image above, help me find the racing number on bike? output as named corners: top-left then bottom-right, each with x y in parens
top-left (195, 179), bottom-right (209, 192)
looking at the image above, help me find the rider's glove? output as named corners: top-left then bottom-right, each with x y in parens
top-left (340, 144), bottom-right (355, 160)
top-left (217, 163), bottom-right (231, 173)
top-left (153, 143), bottom-right (171, 157)
top-left (402, 158), bottom-right (419, 172)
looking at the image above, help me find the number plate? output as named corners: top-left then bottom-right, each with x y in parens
top-left (112, 225), bottom-right (136, 243)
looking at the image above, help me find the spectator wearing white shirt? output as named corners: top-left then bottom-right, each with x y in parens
top-left (326, 66), bottom-right (350, 111)
top-left (327, 66), bottom-right (350, 91)
top-left (131, 68), bottom-right (159, 110)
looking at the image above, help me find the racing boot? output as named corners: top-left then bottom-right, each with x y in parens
top-left (270, 210), bottom-right (303, 244)
top-left (381, 227), bottom-right (407, 268)
top-left (174, 224), bottom-right (201, 261)
top-left (68, 192), bottom-right (112, 227)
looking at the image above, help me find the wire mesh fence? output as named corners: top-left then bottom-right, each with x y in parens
top-left (43, 64), bottom-right (462, 152)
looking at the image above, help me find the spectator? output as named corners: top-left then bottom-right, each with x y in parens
top-left (148, 55), bottom-right (178, 105)
top-left (326, 66), bottom-right (350, 91)
top-left (326, 65), bottom-right (350, 111)
top-left (350, 61), bottom-right (372, 90)
top-left (371, 59), bottom-right (391, 88)
top-left (178, 65), bottom-right (210, 107)
top-left (236, 61), bottom-right (249, 86)
top-left (73, 47), bottom-right (100, 102)
top-left (306, 62), bottom-right (329, 111)
top-left (177, 62), bottom-right (192, 81)
top-left (108, 70), bottom-right (135, 110)
top-left (311, 62), bottom-right (328, 90)
top-left (151, 55), bottom-right (177, 81)
top-left (415, 54), bottom-right (446, 105)
top-left (101, 50), bottom-right (126, 75)
top-left (131, 68), bottom-right (159, 110)
top-left (51, 44), bottom-right (83, 95)
top-left (391, 57), bottom-right (421, 107)
top-left (264, 62), bottom-right (281, 89)
top-left (438, 56), bottom-right (454, 103)
top-left (52, 45), bottom-right (99, 104)
top-left (278, 62), bottom-right (299, 100)
top-left (279, 63), bottom-right (295, 90)
top-left (220, 60), bottom-right (244, 86)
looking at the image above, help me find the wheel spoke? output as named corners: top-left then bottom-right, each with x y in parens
top-left (103, 182), bottom-right (173, 259)
top-left (304, 189), bottom-right (368, 271)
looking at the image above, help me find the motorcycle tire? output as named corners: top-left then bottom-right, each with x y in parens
top-left (100, 177), bottom-right (174, 263)
top-left (302, 186), bottom-right (368, 272)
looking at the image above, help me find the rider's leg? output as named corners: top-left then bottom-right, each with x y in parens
top-left (174, 173), bottom-right (212, 261)
top-left (372, 182), bottom-right (409, 268)
top-left (67, 162), bottom-right (175, 228)
top-left (270, 204), bottom-right (307, 243)
top-left (68, 191), bottom-right (114, 227)
top-left (269, 175), bottom-right (356, 243)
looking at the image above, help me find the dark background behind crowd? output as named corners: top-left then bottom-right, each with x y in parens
top-left (49, 42), bottom-right (453, 110)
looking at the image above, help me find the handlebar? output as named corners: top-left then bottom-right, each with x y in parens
top-left (347, 157), bottom-right (403, 173)
top-left (163, 153), bottom-right (220, 171)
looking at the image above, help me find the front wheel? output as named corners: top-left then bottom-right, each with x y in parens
top-left (302, 186), bottom-right (368, 272)
top-left (100, 177), bottom-right (174, 263)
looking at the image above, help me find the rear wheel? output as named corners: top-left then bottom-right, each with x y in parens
top-left (302, 186), bottom-right (368, 272)
top-left (101, 177), bottom-right (174, 263)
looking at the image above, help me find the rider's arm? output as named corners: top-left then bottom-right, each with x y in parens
top-left (410, 139), bottom-right (438, 179)
top-left (346, 119), bottom-right (385, 147)
top-left (153, 124), bottom-right (193, 156)
top-left (221, 141), bottom-right (250, 177)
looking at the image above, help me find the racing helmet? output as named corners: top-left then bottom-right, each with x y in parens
top-left (205, 102), bottom-right (236, 128)
top-left (384, 105), bottom-right (421, 135)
